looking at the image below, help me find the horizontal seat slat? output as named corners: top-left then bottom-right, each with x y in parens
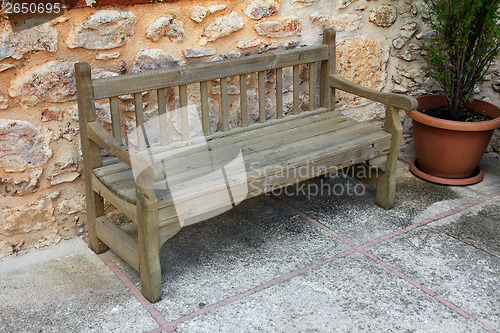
top-left (142, 116), bottom-right (354, 182)
top-left (132, 108), bottom-right (338, 167)
top-left (92, 45), bottom-right (329, 100)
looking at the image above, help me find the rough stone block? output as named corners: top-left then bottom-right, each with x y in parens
top-left (133, 49), bottom-right (185, 73)
top-left (146, 17), bottom-right (185, 42)
top-left (255, 17), bottom-right (301, 38)
top-left (0, 22), bottom-right (57, 60)
top-left (66, 10), bottom-right (136, 50)
top-left (245, 1), bottom-right (280, 20)
top-left (9, 61), bottom-right (76, 106)
top-left (203, 11), bottom-right (244, 42)
top-left (369, 4), bottom-right (398, 27)
top-left (0, 119), bottom-right (52, 172)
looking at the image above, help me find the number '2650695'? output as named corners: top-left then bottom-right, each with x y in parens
top-left (2, 1), bottom-right (62, 14)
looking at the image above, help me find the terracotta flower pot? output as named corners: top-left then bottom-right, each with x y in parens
top-left (405, 95), bottom-right (500, 185)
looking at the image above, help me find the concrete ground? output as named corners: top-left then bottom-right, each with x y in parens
top-left (1, 146), bottom-right (499, 333)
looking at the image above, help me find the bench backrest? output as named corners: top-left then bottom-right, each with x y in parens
top-left (76, 30), bottom-right (337, 162)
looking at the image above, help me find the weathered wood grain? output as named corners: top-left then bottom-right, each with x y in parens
top-left (330, 74), bottom-right (418, 111)
top-left (109, 96), bottom-right (121, 141)
top-left (276, 68), bottom-right (283, 119)
top-left (200, 81), bottom-right (210, 136)
top-left (93, 45), bottom-right (329, 99)
top-left (293, 65), bottom-right (299, 115)
top-left (96, 216), bottom-right (139, 271)
top-left (240, 74), bottom-right (248, 127)
top-left (321, 29), bottom-right (336, 111)
top-left (221, 78), bottom-right (229, 131)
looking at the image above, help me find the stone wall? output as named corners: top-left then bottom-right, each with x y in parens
top-left (0, 0), bottom-right (498, 256)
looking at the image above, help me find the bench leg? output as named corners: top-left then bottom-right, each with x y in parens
top-left (86, 189), bottom-right (108, 254)
top-left (375, 105), bottom-right (402, 210)
top-left (375, 168), bottom-right (396, 210)
top-left (137, 187), bottom-right (162, 303)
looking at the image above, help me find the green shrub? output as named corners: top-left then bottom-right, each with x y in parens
top-left (421, 0), bottom-right (500, 120)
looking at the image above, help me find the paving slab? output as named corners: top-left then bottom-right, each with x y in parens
top-left (275, 162), bottom-right (479, 245)
top-left (0, 238), bottom-right (158, 333)
top-left (175, 252), bottom-right (483, 333)
top-left (107, 195), bottom-right (349, 321)
top-left (368, 227), bottom-right (500, 331)
top-left (468, 154), bottom-right (500, 195)
top-left (428, 201), bottom-right (500, 258)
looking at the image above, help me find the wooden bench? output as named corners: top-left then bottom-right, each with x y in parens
top-left (76, 29), bottom-right (418, 303)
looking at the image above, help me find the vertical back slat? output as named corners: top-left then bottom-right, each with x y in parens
top-left (200, 81), bottom-right (210, 136)
top-left (240, 74), bottom-right (248, 127)
top-left (292, 65), bottom-right (299, 115)
top-left (156, 88), bottom-right (168, 145)
top-left (321, 29), bottom-right (336, 110)
top-left (309, 62), bottom-right (317, 111)
top-left (134, 93), bottom-right (145, 126)
top-left (179, 84), bottom-right (189, 140)
top-left (276, 68), bottom-right (283, 119)
top-left (109, 96), bottom-right (121, 141)
top-left (258, 71), bottom-right (265, 123)
top-left (220, 78), bottom-right (229, 132)
top-left (134, 92), bottom-right (146, 150)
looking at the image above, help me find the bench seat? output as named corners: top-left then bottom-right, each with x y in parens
top-left (93, 109), bottom-right (391, 233)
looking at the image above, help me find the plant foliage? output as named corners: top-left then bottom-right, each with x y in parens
top-left (421, 0), bottom-right (500, 120)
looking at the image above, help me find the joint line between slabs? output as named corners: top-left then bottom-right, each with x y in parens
top-left (269, 194), bottom-right (356, 247)
top-left (397, 157), bottom-right (411, 165)
top-left (486, 191), bottom-right (500, 203)
top-left (97, 253), bottom-right (170, 328)
top-left (82, 237), bottom-right (170, 329)
top-left (88, 223), bottom-right (355, 330)
top-left (144, 327), bottom-right (174, 333)
top-left (272, 192), bottom-right (491, 251)
top-left (271, 195), bottom-right (499, 332)
top-left (362, 250), bottom-right (498, 333)
top-left (167, 247), bottom-right (357, 329)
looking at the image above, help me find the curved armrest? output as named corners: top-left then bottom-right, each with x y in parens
top-left (87, 121), bottom-right (131, 166)
top-left (330, 74), bottom-right (418, 111)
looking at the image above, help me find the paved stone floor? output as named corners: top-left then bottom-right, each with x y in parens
top-left (1, 148), bottom-right (499, 332)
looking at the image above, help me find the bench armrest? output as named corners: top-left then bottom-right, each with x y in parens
top-left (330, 74), bottom-right (418, 111)
top-left (87, 121), bottom-right (131, 166)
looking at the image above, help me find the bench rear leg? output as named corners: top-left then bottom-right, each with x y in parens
top-left (137, 187), bottom-right (162, 303)
top-left (86, 190), bottom-right (108, 253)
top-left (75, 62), bottom-right (108, 254)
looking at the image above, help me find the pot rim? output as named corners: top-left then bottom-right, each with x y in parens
top-left (405, 95), bottom-right (500, 132)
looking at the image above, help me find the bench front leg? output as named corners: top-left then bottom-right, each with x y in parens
top-left (136, 184), bottom-right (162, 303)
top-left (375, 105), bottom-right (403, 209)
